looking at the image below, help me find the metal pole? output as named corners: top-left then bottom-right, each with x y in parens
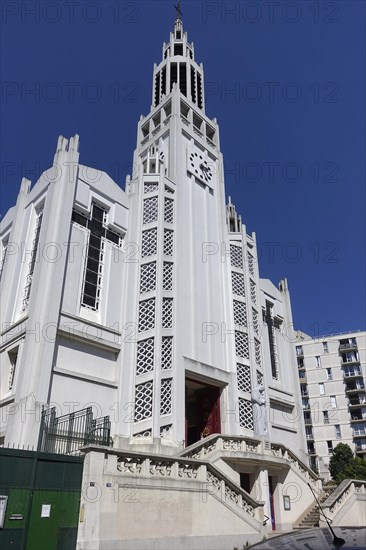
top-left (307, 483), bottom-right (346, 549)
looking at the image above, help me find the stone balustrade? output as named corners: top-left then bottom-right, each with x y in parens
top-left (179, 434), bottom-right (320, 489)
top-left (320, 479), bottom-right (366, 525)
top-left (94, 447), bottom-right (263, 524)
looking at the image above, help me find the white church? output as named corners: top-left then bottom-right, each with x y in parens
top-left (1, 10), bottom-right (364, 549)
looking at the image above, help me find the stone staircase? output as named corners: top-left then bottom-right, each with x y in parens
top-left (295, 487), bottom-right (335, 529)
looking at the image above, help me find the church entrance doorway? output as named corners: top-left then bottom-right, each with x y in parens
top-left (185, 378), bottom-right (221, 447)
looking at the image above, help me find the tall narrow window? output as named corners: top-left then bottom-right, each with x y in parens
top-left (154, 72), bottom-right (161, 107)
top-left (0, 240), bottom-right (8, 281)
top-left (319, 383), bottom-right (325, 395)
top-left (315, 356), bottom-right (321, 368)
top-left (335, 425), bottom-right (342, 439)
top-left (323, 342), bottom-right (329, 353)
top-left (330, 395), bottom-right (337, 408)
top-left (327, 440), bottom-right (333, 454)
top-left (323, 410), bottom-right (329, 424)
top-left (170, 63), bottom-right (178, 91)
top-left (8, 349), bottom-right (18, 391)
top-left (265, 302), bottom-right (278, 379)
top-left (22, 210), bottom-right (43, 311)
top-left (326, 368), bottom-right (333, 380)
top-left (72, 204), bottom-right (122, 311)
top-left (197, 72), bottom-right (203, 109)
top-left (179, 63), bottom-right (187, 96)
top-left (191, 67), bottom-right (196, 104)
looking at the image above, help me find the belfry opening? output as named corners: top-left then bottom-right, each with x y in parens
top-left (185, 377), bottom-right (222, 446)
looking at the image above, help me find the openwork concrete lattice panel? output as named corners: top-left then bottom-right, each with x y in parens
top-left (138, 298), bottom-right (156, 332)
top-left (247, 251), bottom-right (255, 276)
top-left (254, 338), bottom-right (261, 366)
top-left (141, 228), bottom-right (158, 257)
top-left (235, 331), bottom-right (250, 359)
top-left (143, 197), bottom-right (159, 224)
top-left (252, 308), bottom-right (259, 335)
top-left (164, 198), bottom-right (174, 224)
top-left (232, 272), bottom-right (245, 297)
top-left (230, 244), bottom-right (243, 269)
top-left (134, 381), bottom-right (154, 421)
top-left (233, 300), bottom-right (247, 327)
top-left (136, 338), bottom-right (155, 375)
top-left (144, 182), bottom-right (159, 194)
top-left (161, 336), bottom-right (173, 370)
top-left (160, 378), bottom-right (172, 415)
top-left (239, 398), bottom-right (254, 430)
top-left (257, 370), bottom-right (264, 386)
top-left (163, 262), bottom-right (173, 291)
top-left (250, 280), bottom-right (256, 303)
top-left (237, 363), bottom-right (251, 393)
top-left (140, 262), bottom-right (156, 293)
top-left (162, 298), bottom-right (173, 328)
top-left (163, 229), bottom-right (174, 256)
top-left (160, 424), bottom-right (172, 438)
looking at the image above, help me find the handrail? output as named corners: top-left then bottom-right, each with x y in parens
top-left (178, 434), bottom-right (320, 482)
top-left (81, 444), bottom-right (263, 519)
top-left (322, 479), bottom-right (366, 511)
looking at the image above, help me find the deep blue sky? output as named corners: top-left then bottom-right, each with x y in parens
top-left (1, 0), bottom-right (365, 336)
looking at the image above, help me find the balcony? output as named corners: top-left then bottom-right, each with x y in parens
top-left (341, 354), bottom-right (360, 365)
top-left (304, 419), bottom-right (313, 426)
top-left (339, 340), bottom-right (358, 352)
top-left (297, 361), bottom-right (305, 370)
top-left (343, 369), bottom-right (363, 379)
top-left (348, 396), bottom-right (366, 407)
top-left (345, 384), bottom-right (365, 394)
top-left (296, 349), bottom-right (304, 358)
top-left (355, 444), bottom-right (366, 454)
top-left (307, 445), bottom-right (316, 455)
top-left (353, 425), bottom-right (366, 437)
top-left (354, 431), bottom-right (366, 437)
top-left (351, 414), bottom-right (366, 422)
top-left (299, 374), bottom-right (307, 382)
top-left (306, 433), bottom-right (314, 440)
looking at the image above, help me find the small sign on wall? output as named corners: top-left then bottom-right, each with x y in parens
top-left (283, 495), bottom-right (291, 511)
top-left (41, 504), bottom-right (51, 518)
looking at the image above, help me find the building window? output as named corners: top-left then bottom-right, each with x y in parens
top-left (296, 345), bottom-right (303, 357)
top-left (326, 368), bottom-right (333, 380)
top-left (330, 395), bottom-right (337, 408)
top-left (264, 302), bottom-right (278, 379)
top-left (22, 209), bottom-right (43, 311)
top-left (315, 356), bottom-right (321, 368)
top-left (323, 410), bottom-right (329, 424)
top-left (323, 342), bottom-right (329, 353)
top-left (0, 240), bottom-right (8, 281)
top-left (327, 440), bottom-right (333, 454)
top-left (8, 349), bottom-right (18, 391)
top-left (73, 204), bottom-right (122, 311)
top-left (335, 425), bottom-right (342, 439)
top-left (319, 383), bottom-right (325, 395)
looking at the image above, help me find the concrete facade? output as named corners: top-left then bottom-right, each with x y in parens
top-left (295, 331), bottom-right (366, 480)
top-left (0, 13), bottom-right (345, 547)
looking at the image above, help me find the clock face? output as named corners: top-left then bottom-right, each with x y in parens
top-left (188, 150), bottom-right (214, 186)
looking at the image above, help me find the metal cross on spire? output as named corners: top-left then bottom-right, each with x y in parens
top-left (174, 0), bottom-right (183, 20)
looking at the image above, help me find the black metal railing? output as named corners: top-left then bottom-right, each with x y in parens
top-left (38, 406), bottom-right (111, 455)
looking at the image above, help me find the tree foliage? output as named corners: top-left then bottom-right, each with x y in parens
top-left (336, 457), bottom-right (366, 483)
top-left (329, 443), bottom-right (354, 481)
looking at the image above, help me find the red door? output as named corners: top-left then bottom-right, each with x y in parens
top-left (196, 387), bottom-right (221, 438)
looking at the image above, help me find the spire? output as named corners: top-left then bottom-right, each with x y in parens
top-left (174, 0), bottom-right (183, 21)
top-left (151, 2), bottom-right (205, 112)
